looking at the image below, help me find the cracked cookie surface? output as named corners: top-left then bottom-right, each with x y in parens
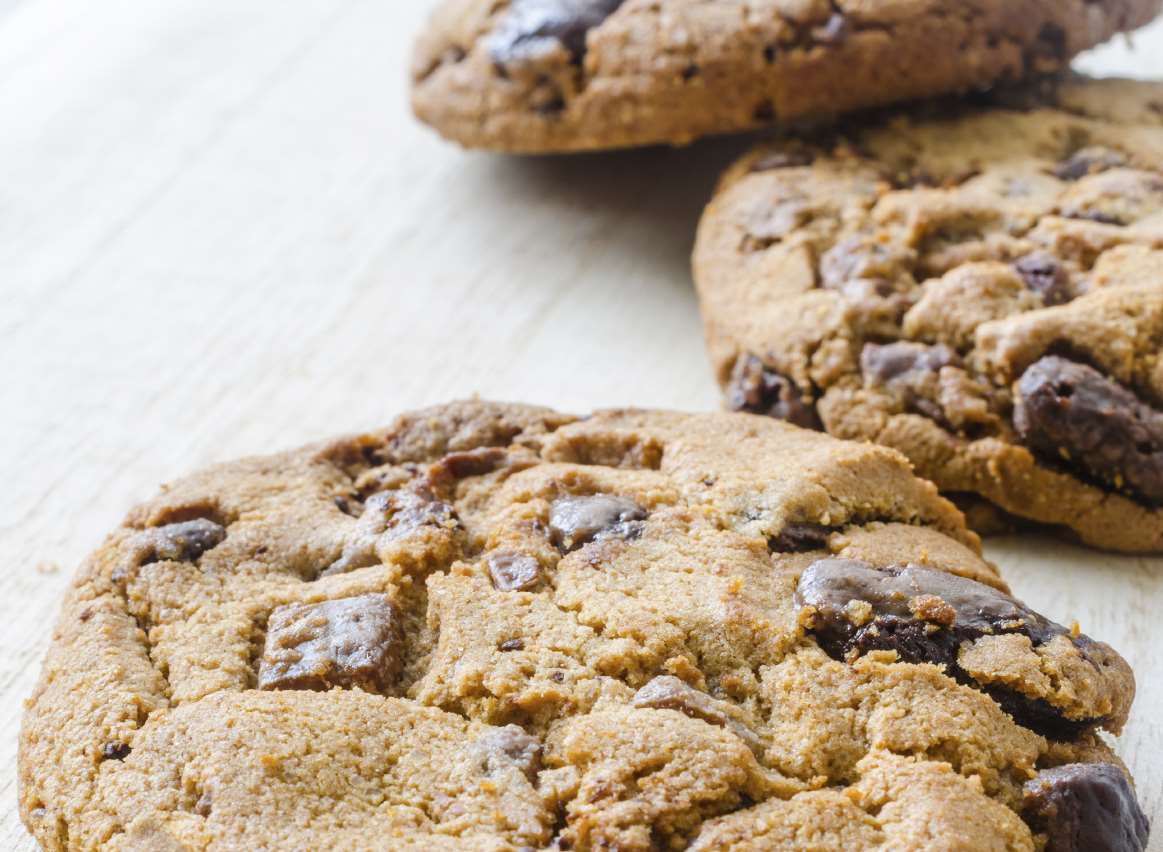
top-left (19, 401), bottom-right (1143, 849)
top-left (410, 0), bottom-right (1161, 152)
top-left (695, 76), bottom-right (1163, 552)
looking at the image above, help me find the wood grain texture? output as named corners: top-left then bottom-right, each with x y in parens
top-left (1, 1), bottom-right (1160, 847)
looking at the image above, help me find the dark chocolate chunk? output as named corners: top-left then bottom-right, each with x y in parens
top-left (768, 523), bottom-right (834, 553)
top-left (632, 676), bottom-right (729, 726)
top-left (322, 489), bottom-right (458, 576)
top-left (1023, 763), bottom-right (1149, 852)
top-left (257, 594), bottom-right (403, 693)
top-left (633, 676), bottom-right (764, 754)
top-left (862, 341), bottom-right (958, 386)
top-left (487, 551), bottom-right (542, 591)
top-left (794, 559), bottom-right (1104, 737)
top-left (1014, 252), bottom-right (1073, 305)
top-left (132, 519), bottom-right (226, 567)
top-left (100, 742), bottom-right (131, 761)
top-left (428, 448), bottom-right (507, 483)
top-left (861, 341), bottom-right (959, 424)
top-left (820, 236), bottom-right (916, 291)
top-left (1014, 356), bottom-right (1163, 506)
top-left (1034, 22), bottom-right (1068, 62)
top-left (1053, 147), bottom-right (1128, 181)
top-left (548, 494), bottom-right (646, 552)
top-left (726, 355), bottom-right (821, 429)
top-left (488, 0), bottom-right (624, 65)
top-left (749, 149), bottom-right (815, 172)
top-left (469, 726), bottom-right (542, 782)
top-left (372, 490), bottom-right (457, 542)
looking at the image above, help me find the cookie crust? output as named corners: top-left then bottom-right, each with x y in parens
top-left (20, 401), bottom-right (1140, 849)
top-left (411, 0), bottom-right (1162, 152)
top-left (695, 76), bottom-right (1163, 552)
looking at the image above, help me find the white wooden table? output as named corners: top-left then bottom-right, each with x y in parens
top-left (2, 3), bottom-right (1161, 848)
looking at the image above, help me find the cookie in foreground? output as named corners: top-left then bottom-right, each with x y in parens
top-left (695, 75), bottom-right (1163, 552)
top-left (20, 401), bottom-right (1144, 849)
top-left (410, 0), bottom-right (1161, 153)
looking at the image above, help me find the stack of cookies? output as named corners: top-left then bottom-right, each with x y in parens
top-left (19, 2), bottom-right (1163, 850)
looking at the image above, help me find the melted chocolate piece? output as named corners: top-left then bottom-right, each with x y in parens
top-left (132, 519), bottom-right (226, 566)
top-left (488, 0), bottom-right (624, 65)
top-left (257, 594), bottom-right (403, 693)
top-left (428, 447), bottom-right (507, 484)
top-left (322, 489), bottom-right (458, 577)
top-left (1014, 356), bottom-right (1163, 506)
top-left (861, 341), bottom-right (959, 425)
top-left (768, 523), bottom-right (834, 553)
top-left (372, 490), bottom-right (457, 542)
top-left (726, 355), bottom-right (821, 429)
top-left (487, 551), bottom-right (542, 591)
top-left (633, 676), bottom-right (763, 754)
top-left (1053, 147), bottom-right (1128, 181)
top-left (469, 726), bottom-right (542, 782)
top-left (794, 559), bottom-right (1105, 738)
top-left (1014, 252), bottom-right (1073, 305)
top-left (548, 494), bottom-right (646, 552)
top-left (1023, 763), bottom-right (1149, 852)
top-left (632, 676), bottom-right (729, 726)
top-left (819, 236), bottom-right (916, 291)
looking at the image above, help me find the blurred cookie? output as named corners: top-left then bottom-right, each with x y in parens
top-left (411, 0), bottom-right (1161, 152)
top-left (695, 77), bottom-right (1163, 551)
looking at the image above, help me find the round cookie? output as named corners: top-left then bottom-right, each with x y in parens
top-left (20, 400), bottom-right (1144, 850)
top-left (410, 0), bottom-right (1162, 153)
top-left (695, 76), bottom-right (1163, 553)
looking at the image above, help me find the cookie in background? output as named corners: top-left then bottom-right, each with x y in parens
top-left (695, 76), bottom-right (1163, 552)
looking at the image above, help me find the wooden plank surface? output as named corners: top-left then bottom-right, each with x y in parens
top-left (1, 2), bottom-right (1161, 847)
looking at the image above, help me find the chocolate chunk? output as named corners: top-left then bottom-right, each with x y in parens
top-left (487, 551), bottom-right (542, 591)
top-left (427, 447), bottom-right (507, 488)
top-left (862, 341), bottom-right (958, 386)
top-left (768, 523), bottom-right (834, 553)
top-left (100, 742), bottom-right (131, 761)
top-left (132, 519), bottom-right (226, 567)
top-left (861, 341), bottom-right (960, 424)
top-left (372, 490), bottom-right (457, 542)
top-left (820, 236), bottom-right (916, 291)
top-left (749, 149), bottom-right (814, 172)
top-left (1014, 357), bottom-right (1163, 506)
top-left (1053, 147), bottom-right (1128, 181)
top-left (726, 355), bottom-right (821, 429)
top-left (1023, 763), bottom-right (1149, 852)
top-left (1014, 252), bottom-right (1073, 305)
top-left (633, 676), bottom-right (764, 754)
top-left (795, 559), bottom-right (1102, 737)
top-left (1034, 22), bottom-right (1068, 62)
top-left (257, 594), bottom-right (403, 693)
top-left (632, 676), bottom-right (729, 726)
top-left (469, 726), bottom-right (542, 782)
top-left (499, 638), bottom-right (525, 651)
top-left (488, 0), bottom-right (624, 65)
top-left (322, 489), bottom-right (458, 577)
top-left (548, 494), bottom-right (646, 552)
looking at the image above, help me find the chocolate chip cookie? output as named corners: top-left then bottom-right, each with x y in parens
top-left (410, 0), bottom-right (1161, 152)
top-left (695, 76), bottom-right (1163, 552)
top-left (20, 401), bottom-right (1145, 849)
